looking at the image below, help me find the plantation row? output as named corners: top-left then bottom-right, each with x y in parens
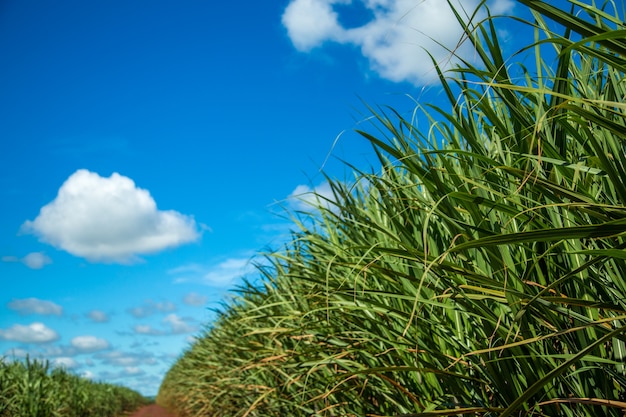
top-left (0, 358), bottom-right (150, 417)
top-left (158, 1), bottom-right (626, 416)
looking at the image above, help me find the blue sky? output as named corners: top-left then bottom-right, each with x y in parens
top-left (0, 0), bottom-right (542, 396)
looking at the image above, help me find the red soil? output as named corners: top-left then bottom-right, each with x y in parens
top-left (126, 404), bottom-right (177, 417)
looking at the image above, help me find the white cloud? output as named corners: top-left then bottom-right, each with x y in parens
top-left (203, 258), bottom-right (253, 286)
top-left (170, 257), bottom-right (256, 287)
top-left (123, 366), bottom-right (144, 376)
top-left (87, 310), bottom-right (109, 323)
top-left (288, 181), bottom-right (338, 211)
top-left (0, 322), bottom-right (59, 343)
top-left (128, 306), bottom-right (152, 318)
top-left (4, 348), bottom-right (29, 358)
top-left (133, 325), bottom-right (164, 335)
top-left (282, 0), bottom-right (515, 85)
top-left (154, 301), bottom-right (176, 312)
top-left (1, 252), bottom-right (52, 269)
top-left (7, 298), bottom-right (63, 316)
top-left (98, 367), bottom-right (146, 381)
top-left (22, 252), bottom-right (53, 269)
top-left (21, 169), bottom-right (201, 263)
top-left (133, 312), bottom-right (197, 336)
top-left (71, 336), bottom-right (110, 353)
top-left (127, 300), bottom-right (177, 318)
top-left (282, 0), bottom-right (347, 50)
top-left (183, 292), bottom-right (208, 306)
top-left (52, 357), bottom-right (78, 369)
top-left (81, 370), bottom-right (95, 379)
top-left (162, 314), bottom-right (196, 334)
top-left (490, 0), bottom-right (515, 14)
top-left (96, 350), bottom-right (157, 367)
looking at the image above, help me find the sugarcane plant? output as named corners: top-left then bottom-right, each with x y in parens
top-left (0, 357), bottom-right (150, 417)
top-left (158, 0), bottom-right (626, 415)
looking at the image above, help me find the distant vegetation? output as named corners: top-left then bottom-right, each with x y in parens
top-left (0, 357), bottom-right (150, 417)
top-left (158, 1), bottom-right (626, 415)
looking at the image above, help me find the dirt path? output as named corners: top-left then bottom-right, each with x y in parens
top-left (126, 404), bottom-right (177, 417)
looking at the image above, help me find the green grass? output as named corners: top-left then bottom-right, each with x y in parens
top-left (157, 1), bottom-right (626, 415)
top-left (0, 357), bottom-right (150, 417)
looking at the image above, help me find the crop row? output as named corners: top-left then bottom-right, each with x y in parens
top-left (157, 1), bottom-right (626, 416)
top-left (0, 357), bottom-right (150, 417)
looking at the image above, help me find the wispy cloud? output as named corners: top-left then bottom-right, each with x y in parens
top-left (170, 256), bottom-right (257, 287)
top-left (7, 298), bottom-right (63, 316)
top-left (127, 300), bottom-right (177, 318)
top-left (132, 315), bottom-right (197, 336)
top-left (182, 292), bottom-right (208, 306)
top-left (162, 314), bottom-right (197, 335)
top-left (282, 0), bottom-right (515, 85)
top-left (1, 252), bottom-right (52, 269)
top-left (96, 350), bottom-right (157, 367)
top-left (288, 181), bottom-right (338, 211)
top-left (133, 324), bottom-right (165, 336)
top-left (86, 310), bottom-right (110, 323)
top-left (98, 367), bottom-right (146, 381)
top-left (0, 322), bottom-right (59, 343)
top-left (21, 169), bottom-right (201, 263)
top-left (3, 336), bottom-right (112, 358)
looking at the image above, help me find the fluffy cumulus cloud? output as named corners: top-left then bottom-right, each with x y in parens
top-left (0, 322), bottom-right (59, 343)
top-left (7, 298), bottom-right (63, 316)
top-left (282, 0), bottom-right (346, 50)
top-left (71, 336), bottom-right (110, 353)
top-left (21, 169), bottom-right (200, 263)
top-left (282, 0), bottom-right (515, 84)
